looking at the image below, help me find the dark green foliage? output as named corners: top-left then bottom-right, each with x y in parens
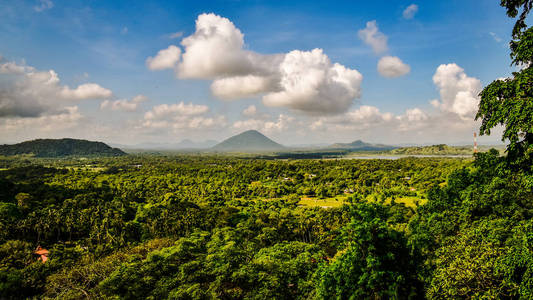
top-left (0, 148), bottom-right (529, 299)
top-left (0, 155), bottom-right (462, 299)
top-left (316, 203), bottom-right (423, 299)
top-left (477, 70), bottom-right (533, 169)
top-left (0, 138), bottom-right (126, 157)
top-left (409, 150), bottom-right (533, 298)
top-left (427, 218), bottom-right (533, 299)
top-left (501, 0), bottom-right (532, 37)
top-left (477, 1), bottom-right (532, 171)
top-left (510, 26), bottom-right (533, 66)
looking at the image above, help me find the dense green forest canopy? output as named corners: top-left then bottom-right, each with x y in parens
top-left (0, 155), bottom-right (468, 299)
top-left (389, 144), bottom-right (494, 156)
top-left (0, 149), bottom-right (531, 299)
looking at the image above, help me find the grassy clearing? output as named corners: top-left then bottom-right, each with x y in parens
top-left (394, 196), bottom-right (427, 208)
top-left (57, 166), bottom-right (107, 172)
top-left (299, 195), bottom-right (348, 208)
top-left (299, 194), bottom-right (426, 209)
top-left (382, 196), bottom-right (426, 208)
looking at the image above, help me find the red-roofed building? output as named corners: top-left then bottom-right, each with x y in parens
top-left (34, 246), bottom-right (49, 263)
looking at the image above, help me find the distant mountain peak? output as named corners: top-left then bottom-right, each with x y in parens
top-left (349, 140), bottom-right (365, 145)
top-left (328, 139), bottom-right (395, 151)
top-left (212, 130), bottom-right (285, 152)
top-left (239, 130), bottom-right (263, 136)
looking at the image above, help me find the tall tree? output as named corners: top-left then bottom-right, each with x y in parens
top-left (476, 1), bottom-right (532, 170)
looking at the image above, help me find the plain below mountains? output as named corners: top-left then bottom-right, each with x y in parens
top-left (212, 130), bottom-right (285, 152)
top-left (0, 138), bottom-right (126, 157)
top-left (112, 139), bottom-right (219, 150)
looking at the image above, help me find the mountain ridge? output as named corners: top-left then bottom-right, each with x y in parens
top-left (328, 139), bottom-right (396, 151)
top-left (0, 138), bottom-right (127, 157)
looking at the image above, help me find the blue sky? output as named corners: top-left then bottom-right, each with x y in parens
top-left (0, 0), bottom-right (518, 145)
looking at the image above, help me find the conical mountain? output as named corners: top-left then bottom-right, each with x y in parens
top-left (212, 130), bottom-right (285, 152)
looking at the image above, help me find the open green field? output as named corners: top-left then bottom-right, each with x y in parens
top-left (299, 195), bottom-right (348, 208)
top-left (299, 195), bottom-right (426, 209)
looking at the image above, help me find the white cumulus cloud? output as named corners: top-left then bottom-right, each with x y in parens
top-left (399, 108), bottom-right (428, 122)
top-left (101, 95), bottom-right (148, 112)
top-left (1, 106), bottom-right (82, 132)
top-left (60, 83), bottom-right (113, 100)
top-left (151, 13), bottom-right (363, 115)
top-left (311, 105), bottom-right (393, 131)
top-left (377, 56), bottom-right (410, 78)
top-left (348, 105), bottom-right (394, 123)
top-left (402, 4), bottom-right (419, 19)
top-left (358, 20), bottom-right (388, 54)
top-left (233, 114), bottom-right (294, 133)
top-left (146, 45), bottom-right (181, 71)
top-left (178, 13), bottom-right (267, 79)
top-left (212, 63), bottom-right (486, 145)
top-left (211, 75), bottom-right (276, 100)
top-left (0, 60), bottom-right (112, 118)
top-left (262, 49), bottom-right (362, 114)
top-left (431, 63), bottom-right (481, 119)
top-left (141, 101), bottom-right (225, 131)
top-left (0, 61), bottom-right (34, 74)
top-left (242, 105), bottom-right (257, 117)
top-left (144, 102), bottom-right (209, 120)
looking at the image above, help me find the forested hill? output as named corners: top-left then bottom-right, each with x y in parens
top-left (328, 140), bottom-right (396, 151)
top-left (0, 138), bottom-right (127, 157)
top-left (390, 144), bottom-right (474, 155)
top-left (212, 130), bottom-right (285, 152)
